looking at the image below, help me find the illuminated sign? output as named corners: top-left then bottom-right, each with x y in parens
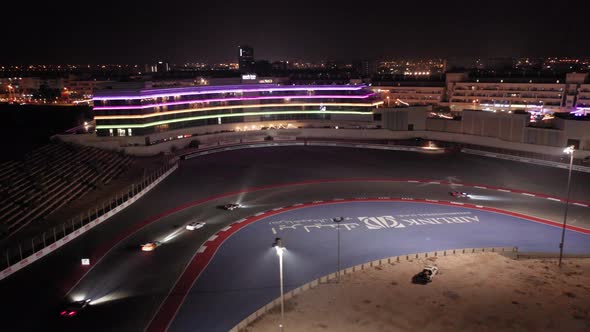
top-left (259, 79), bottom-right (273, 83)
top-left (81, 258), bottom-right (90, 266)
top-left (242, 74), bottom-right (257, 80)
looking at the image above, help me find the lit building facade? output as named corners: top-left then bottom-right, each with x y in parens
top-left (372, 85), bottom-right (445, 106)
top-left (93, 84), bottom-right (383, 137)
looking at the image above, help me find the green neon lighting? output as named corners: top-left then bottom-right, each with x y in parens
top-left (96, 110), bottom-right (372, 129)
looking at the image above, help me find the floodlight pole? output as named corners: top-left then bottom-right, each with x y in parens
top-left (272, 238), bottom-right (285, 332)
top-left (559, 146), bottom-right (575, 267)
top-left (333, 217), bottom-right (344, 282)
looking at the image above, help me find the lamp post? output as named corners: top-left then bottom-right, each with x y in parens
top-left (272, 237), bottom-right (286, 331)
top-left (559, 145), bottom-right (575, 267)
top-left (333, 217), bottom-right (344, 282)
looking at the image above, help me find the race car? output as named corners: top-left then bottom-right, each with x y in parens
top-left (449, 191), bottom-right (470, 198)
top-left (222, 203), bottom-right (242, 211)
top-left (60, 299), bottom-right (91, 318)
top-left (186, 221), bottom-right (206, 231)
top-left (141, 241), bottom-right (162, 252)
top-left (412, 265), bottom-right (439, 285)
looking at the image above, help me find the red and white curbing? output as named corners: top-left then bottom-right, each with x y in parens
top-left (144, 197), bottom-right (590, 332)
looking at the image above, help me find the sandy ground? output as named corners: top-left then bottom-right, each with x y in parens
top-left (247, 253), bottom-right (590, 332)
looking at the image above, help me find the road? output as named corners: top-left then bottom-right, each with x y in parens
top-left (1, 146), bottom-right (589, 331)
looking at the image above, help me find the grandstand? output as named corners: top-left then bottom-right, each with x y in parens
top-left (0, 142), bottom-right (132, 238)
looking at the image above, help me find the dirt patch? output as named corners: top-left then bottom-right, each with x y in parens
top-left (247, 254), bottom-right (590, 332)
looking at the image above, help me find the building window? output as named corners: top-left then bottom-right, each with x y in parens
top-left (109, 129), bottom-right (113, 136)
top-left (127, 128), bottom-right (132, 136)
top-left (118, 129), bottom-right (126, 136)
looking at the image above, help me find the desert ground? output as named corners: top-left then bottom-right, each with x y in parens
top-left (246, 253), bottom-right (590, 331)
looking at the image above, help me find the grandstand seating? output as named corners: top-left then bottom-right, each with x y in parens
top-left (0, 142), bottom-right (133, 237)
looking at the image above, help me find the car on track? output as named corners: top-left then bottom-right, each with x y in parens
top-left (222, 203), bottom-right (242, 210)
top-left (449, 191), bottom-right (470, 198)
top-left (186, 221), bottom-right (206, 231)
top-left (141, 241), bottom-right (162, 251)
top-left (60, 299), bottom-right (91, 317)
top-left (412, 265), bottom-right (439, 285)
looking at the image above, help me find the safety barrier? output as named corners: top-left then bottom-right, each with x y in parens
top-left (183, 140), bottom-right (446, 160)
top-left (0, 160), bottom-right (179, 281)
top-left (462, 148), bottom-right (590, 173)
top-left (230, 246), bottom-right (518, 331)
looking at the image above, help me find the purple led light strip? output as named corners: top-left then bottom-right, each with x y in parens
top-left (93, 84), bottom-right (366, 101)
top-left (93, 93), bottom-right (376, 110)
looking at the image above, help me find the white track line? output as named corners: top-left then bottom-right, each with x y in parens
top-left (547, 197), bottom-right (562, 202)
top-left (220, 226), bottom-right (232, 232)
top-left (207, 235), bottom-right (218, 242)
top-left (573, 203), bottom-right (589, 207)
top-left (497, 189), bottom-right (511, 192)
top-left (474, 186), bottom-right (487, 189)
top-left (196, 246), bottom-right (207, 253)
top-left (521, 193), bottom-right (535, 197)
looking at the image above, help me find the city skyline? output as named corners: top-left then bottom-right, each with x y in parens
top-left (3, 0), bottom-right (589, 64)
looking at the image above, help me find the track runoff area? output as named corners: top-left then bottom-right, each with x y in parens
top-left (148, 198), bottom-right (590, 332)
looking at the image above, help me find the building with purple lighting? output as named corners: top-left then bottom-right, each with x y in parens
top-left (93, 83), bottom-right (383, 138)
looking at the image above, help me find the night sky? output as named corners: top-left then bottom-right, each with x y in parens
top-left (3, 0), bottom-right (589, 64)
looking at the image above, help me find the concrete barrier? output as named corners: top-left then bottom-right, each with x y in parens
top-left (231, 246), bottom-right (517, 331)
top-left (462, 148), bottom-right (590, 173)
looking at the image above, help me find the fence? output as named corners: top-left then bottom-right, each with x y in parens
top-left (462, 148), bottom-right (590, 173)
top-left (0, 157), bottom-right (179, 279)
top-left (230, 246), bottom-right (518, 332)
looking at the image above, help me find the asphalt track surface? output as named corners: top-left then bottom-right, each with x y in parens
top-left (167, 200), bottom-right (590, 331)
top-left (1, 146), bottom-right (590, 332)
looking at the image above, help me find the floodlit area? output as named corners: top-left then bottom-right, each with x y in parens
top-left (247, 253), bottom-right (590, 332)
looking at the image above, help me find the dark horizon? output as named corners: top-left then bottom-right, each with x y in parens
top-left (2, 0), bottom-right (589, 64)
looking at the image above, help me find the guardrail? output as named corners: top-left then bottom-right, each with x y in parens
top-left (183, 140), bottom-right (446, 160)
top-left (230, 246), bottom-right (518, 332)
top-left (462, 148), bottom-right (590, 173)
top-left (0, 158), bottom-right (179, 281)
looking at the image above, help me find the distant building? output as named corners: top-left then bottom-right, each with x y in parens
top-left (156, 61), bottom-right (171, 73)
top-left (272, 61), bottom-right (290, 71)
top-left (146, 61), bottom-right (171, 73)
top-left (64, 77), bottom-right (108, 98)
top-left (238, 45), bottom-right (255, 73)
top-left (352, 60), bottom-right (377, 78)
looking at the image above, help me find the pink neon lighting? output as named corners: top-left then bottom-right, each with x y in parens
top-left (94, 93), bottom-right (376, 110)
top-left (93, 85), bottom-right (367, 101)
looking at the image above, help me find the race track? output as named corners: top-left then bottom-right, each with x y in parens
top-left (1, 146), bottom-right (590, 332)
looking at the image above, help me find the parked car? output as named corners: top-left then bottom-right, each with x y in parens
top-left (412, 265), bottom-right (439, 284)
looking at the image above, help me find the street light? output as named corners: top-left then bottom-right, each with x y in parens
top-left (333, 217), bottom-right (344, 282)
top-left (272, 237), bottom-right (286, 331)
top-left (559, 145), bottom-right (575, 267)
